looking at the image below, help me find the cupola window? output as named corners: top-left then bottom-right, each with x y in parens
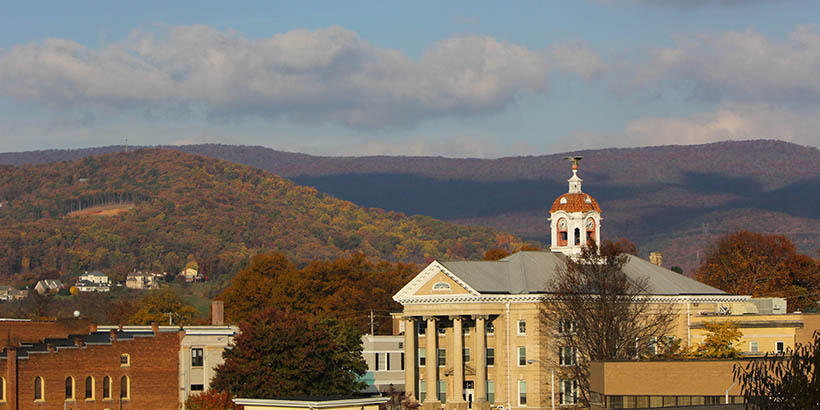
top-left (557, 218), bottom-right (568, 246)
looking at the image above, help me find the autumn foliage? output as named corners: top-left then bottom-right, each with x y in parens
top-left (695, 231), bottom-right (819, 311)
top-left (219, 252), bottom-right (415, 333)
top-left (184, 390), bottom-right (242, 410)
top-left (0, 149), bottom-right (524, 280)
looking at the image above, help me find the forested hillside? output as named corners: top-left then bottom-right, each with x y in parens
top-left (0, 149), bottom-right (524, 281)
top-left (3, 140), bottom-right (819, 272)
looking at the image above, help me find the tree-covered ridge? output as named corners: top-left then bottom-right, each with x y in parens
top-left (0, 149), bottom-right (524, 280)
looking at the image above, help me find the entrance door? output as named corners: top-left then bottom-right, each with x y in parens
top-left (464, 381), bottom-right (475, 409)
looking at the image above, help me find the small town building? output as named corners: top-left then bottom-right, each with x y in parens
top-left (179, 267), bottom-right (203, 282)
top-left (0, 286), bottom-right (28, 301)
top-left (33, 279), bottom-right (62, 295)
top-left (361, 334), bottom-right (406, 393)
top-left (125, 271), bottom-right (162, 290)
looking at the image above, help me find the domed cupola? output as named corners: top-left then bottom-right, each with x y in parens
top-left (549, 157), bottom-right (602, 256)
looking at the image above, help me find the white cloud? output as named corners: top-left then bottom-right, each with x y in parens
top-left (555, 104), bottom-right (820, 151)
top-left (630, 25), bottom-right (820, 104)
top-left (549, 40), bottom-right (607, 82)
top-left (0, 25), bottom-right (550, 130)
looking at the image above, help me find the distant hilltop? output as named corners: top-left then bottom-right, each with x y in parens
top-left (2, 139), bottom-right (819, 272)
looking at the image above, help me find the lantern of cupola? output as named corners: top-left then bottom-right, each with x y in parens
top-left (548, 157), bottom-right (602, 256)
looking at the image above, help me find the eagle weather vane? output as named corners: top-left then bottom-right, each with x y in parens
top-left (564, 156), bottom-right (583, 170)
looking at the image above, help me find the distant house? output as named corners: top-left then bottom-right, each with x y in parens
top-left (34, 279), bottom-right (63, 295)
top-left (126, 271), bottom-right (161, 290)
top-left (76, 271), bottom-right (110, 292)
top-left (179, 267), bottom-right (203, 282)
top-left (0, 286), bottom-right (27, 301)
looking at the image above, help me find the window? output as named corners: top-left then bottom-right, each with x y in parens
top-left (120, 354), bottom-right (130, 367)
top-left (386, 352), bottom-right (391, 371)
top-left (190, 384), bottom-right (204, 391)
top-left (776, 341), bottom-right (785, 354)
top-left (419, 348), bottom-right (426, 367)
top-left (463, 321), bottom-right (471, 335)
top-left (560, 379), bottom-right (577, 405)
top-left (432, 282), bottom-right (451, 291)
top-left (103, 376), bottom-right (111, 400)
top-left (0, 377), bottom-right (5, 402)
top-left (375, 353), bottom-right (382, 371)
top-left (559, 346), bottom-right (577, 366)
top-left (574, 228), bottom-right (581, 245)
top-left (518, 380), bottom-right (527, 406)
top-left (418, 321), bottom-right (426, 335)
top-left (438, 348), bottom-right (446, 367)
top-left (65, 376), bottom-right (74, 400)
top-left (192, 348), bottom-right (204, 367)
top-left (85, 376), bottom-right (94, 400)
top-left (518, 346), bottom-right (526, 366)
top-left (648, 337), bottom-right (658, 356)
top-left (518, 320), bottom-right (526, 335)
top-left (486, 348), bottom-right (495, 366)
top-left (398, 342), bottom-right (403, 349)
top-left (419, 380), bottom-right (426, 402)
top-left (750, 341), bottom-right (759, 353)
top-left (463, 348), bottom-right (471, 363)
top-left (559, 320), bottom-right (575, 334)
top-left (401, 353), bottom-right (405, 370)
top-left (34, 376), bottom-right (43, 401)
top-left (438, 380), bottom-right (446, 403)
top-left (487, 380), bottom-right (494, 403)
top-left (120, 376), bottom-right (129, 400)
top-left (486, 321), bottom-right (495, 335)
top-left (438, 322), bottom-right (446, 335)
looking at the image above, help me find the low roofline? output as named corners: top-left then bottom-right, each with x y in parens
top-left (233, 397), bottom-right (388, 408)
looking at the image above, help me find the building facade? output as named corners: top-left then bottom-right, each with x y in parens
top-left (361, 334), bottom-right (406, 393)
top-left (393, 160), bottom-right (810, 410)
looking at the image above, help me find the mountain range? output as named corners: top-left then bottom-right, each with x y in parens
top-left (2, 139), bottom-right (818, 273)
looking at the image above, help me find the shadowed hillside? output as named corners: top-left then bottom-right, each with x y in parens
top-left (2, 140), bottom-right (818, 273)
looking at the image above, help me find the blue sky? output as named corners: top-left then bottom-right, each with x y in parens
top-left (1, 0), bottom-right (818, 157)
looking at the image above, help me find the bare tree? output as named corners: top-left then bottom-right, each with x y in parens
top-left (539, 241), bottom-right (677, 408)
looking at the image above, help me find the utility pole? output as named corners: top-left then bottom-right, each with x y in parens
top-left (370, 310), bottom-right (375, 335)
top-left (124, 136), bottom-right (128, 153)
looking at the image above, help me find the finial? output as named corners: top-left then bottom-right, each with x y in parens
top-left (564, 156), bottom-right (583, 171)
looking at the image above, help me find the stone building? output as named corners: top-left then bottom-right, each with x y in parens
top-left (392, 159), bottom-right (812, 410)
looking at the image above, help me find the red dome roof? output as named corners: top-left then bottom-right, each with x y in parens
top-left (550, 193), bottom-right (601, 213)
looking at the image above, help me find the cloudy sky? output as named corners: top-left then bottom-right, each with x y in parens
top-left (1, 0), bottom-right (818, 157)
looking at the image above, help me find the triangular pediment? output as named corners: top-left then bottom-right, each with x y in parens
top-left (393, 261), bottom-right (479, 302)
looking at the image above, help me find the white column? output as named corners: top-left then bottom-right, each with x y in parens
top-left (425, 316), bottom-right (440, 405)
top-left (474, 315), bottom-right (489, 410)
top-left (405, 317), bottom-right (417, 399)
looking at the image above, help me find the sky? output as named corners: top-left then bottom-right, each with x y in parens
top-left (1, 0), bottom-right (819, 158)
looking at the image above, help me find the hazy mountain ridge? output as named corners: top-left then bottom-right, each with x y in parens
top-left (2, 140), bottom-right (818, 272)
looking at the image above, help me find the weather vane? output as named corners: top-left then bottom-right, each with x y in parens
top-left (564, 156), bottom-right (583, 170)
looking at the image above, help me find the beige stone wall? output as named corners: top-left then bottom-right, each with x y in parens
top-left (589, 360), bottom-right (745, 396)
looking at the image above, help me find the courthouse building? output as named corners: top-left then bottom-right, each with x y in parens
top-left (393, 160), bottom-right (809, 410)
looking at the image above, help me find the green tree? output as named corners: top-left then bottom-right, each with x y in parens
top-left (130, 288), bottom-right (198, 325)
top-left (734, 331), bottom-right (820, 409)
top-left (210, 308), bottom-right (367, 398)
top-left (694, 321), bottom-right (743, 358)
top-left (184, 390), bottom-right (242, 410)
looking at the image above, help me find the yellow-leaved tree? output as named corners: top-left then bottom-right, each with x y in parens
top-left (695, 321), bottom-right (743, 358)
top-left (130, 288), bottom-right (198, 325)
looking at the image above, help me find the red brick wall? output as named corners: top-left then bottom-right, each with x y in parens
top-left (0, 320), bottom-right (94, 349)
top-left (0, 331), bottom-right (180, 410)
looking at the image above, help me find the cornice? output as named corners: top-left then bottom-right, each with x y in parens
top-left (396, 294), bottom-right (749, 306)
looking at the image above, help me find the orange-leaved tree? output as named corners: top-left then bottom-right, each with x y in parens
top-left (695, 231), bottom-right (819, 311)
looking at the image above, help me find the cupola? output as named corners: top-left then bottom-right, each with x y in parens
top-left (548, 157), bottom-right (602, 256)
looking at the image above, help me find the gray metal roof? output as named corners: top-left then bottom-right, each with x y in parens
top-left (439, 251), bottom-right (726, 296)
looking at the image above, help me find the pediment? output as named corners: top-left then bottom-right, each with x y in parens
top-left (393, 261), bottom-right (479, 302)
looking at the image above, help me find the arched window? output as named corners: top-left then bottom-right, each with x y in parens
top-left (85, 376), bottom-right (94, 400)
top-left (120, 375), bottom-right (129, 400)
top-left (34, 376), bottom-right (44, 401)
top-left (0, 376), bottom-right (6, 402)
top-left (557, 218), bottom-right (568, 246)
top-left (65, 376), bottom-right (75, 400)
top-left (102, 376), bottom-right (111, 400)
top-left (574, 228), bottom-right (581, 246)
top-left (585, 218), bottom-right (596, 245)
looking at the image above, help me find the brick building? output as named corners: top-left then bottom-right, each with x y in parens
top-left (0, 323), bottom-right (181, 410)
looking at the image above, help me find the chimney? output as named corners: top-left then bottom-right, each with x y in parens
top-left (6, 348), bottom-right (17, 410)
top-left (649, 252), bottom-right (663, 267)
top-left (47, 344), bottom-right (55, 354)
top-left (211, 301), bottom-right (225, 326)
top-left (110, 329), bottom-right (118, 342)
top-left (74, 338), bottom-right (83, 348)
top-left (151, 322), bottom-right (159, 334)
top-left (89, 324), bottom-right (97, 333)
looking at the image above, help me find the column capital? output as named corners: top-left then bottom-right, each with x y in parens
top-left (471, 314), bottom-right (489, 321)
top-left (404, 316), bottom-right (418, 322)
top-left (449, 315), bottom-right (463, 321)
top-left (423, 315), bottom-right (437, 322)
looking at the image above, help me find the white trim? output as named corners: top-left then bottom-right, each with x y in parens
top-left (393, 261), bottom-right (480, 302)
top-left (233, 397), bottom-right (389, 408)
top-left (396, 294), bottom-right (749, 306)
